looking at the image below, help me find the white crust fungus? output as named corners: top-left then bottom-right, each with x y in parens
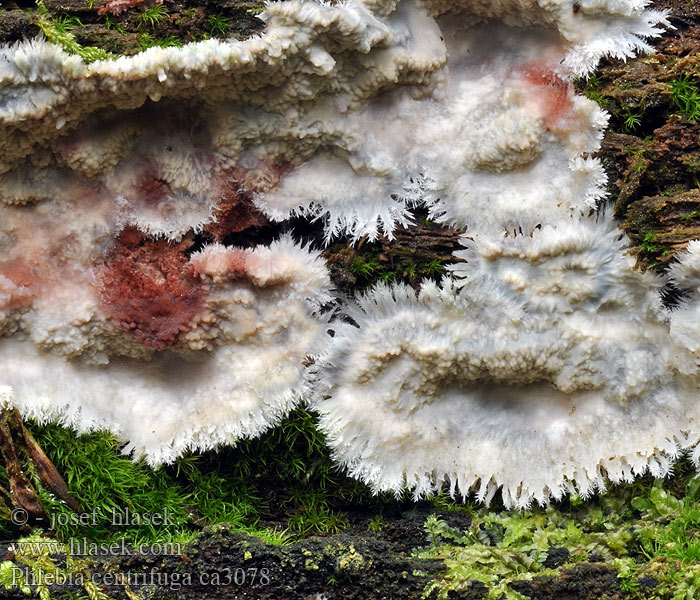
top-left (0, 236), bottom-right (332, 464)
top-left (0, 0), bottom-right (666, 240)
top-left (314, 216), bottom-right (700, 508)
top-left (1, 0), bottom-right (687, 498)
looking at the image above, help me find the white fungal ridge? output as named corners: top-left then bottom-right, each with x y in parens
top-left (315, 215), bottom-right (700, 508)
top-left (0, 236), bottom-right (332, 465)
top-left (0, 0), bottom-right (668, 240)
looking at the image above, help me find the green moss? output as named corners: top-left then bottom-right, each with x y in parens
top-left (138, 33), bottom-right (182, 51)
top-left (350, 243), bottom-right (450, 290)
top-left (367, 515), bottom-right (386, 532)
top-left (419, 463), bottom-right (700, 600)
top-left (138, 4), bottom-right (169, 29)
top-left (615, 477), bottom-right (700, 599)
top-left (419, 258), bottom-right (446, 275)
top-left (661, 185), bottom-right (687, 197)
top-left (208, 14), bottom-right (230, 37)
top-left (1, 409), bottom-right (374, 547)
top-left (621, 108), bottom-right (643, 133)
top-left (21, 0), bottom-right (269, 59)
top-left (669, 74), bottom-right (700, 122)
top-left (351, 255), bottom-right (382, 279)
top-left (0, 531), bottom-right (112, 600)
top-left (585, 89), bottom-right (610, 106)
top-left (28, 426), bottom-right (192, 545)
top-left (682, 156), bottom-right (700, 173)
top-left (103, 15), bottom-right (125, 34)
top-left (632, 158), bottom-right (648, 174)
top-left (287, 493), bottom-right (348, 535)
top-left (624, 146), bottom-right (647, 159)
top-left (11, 386), bottom-right (700, 600)
top-left (640, 231), bottom-right (661, 253)
top-left (350, 248), bottom-right (400, 285)
top-left (35, 1), bottom-right (114, 63)
top-left (7, 413), bottom-right (700, 600)
top-left (580, 72), bottom-right (610, 107)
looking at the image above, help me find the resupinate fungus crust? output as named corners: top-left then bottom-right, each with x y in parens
top-left (4, 0), bottom-right (700, 507)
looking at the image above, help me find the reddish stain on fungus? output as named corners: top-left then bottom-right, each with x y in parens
top-left (519, 63), bottom-right (574, 129)
top-left (187, 246), bottom-right (250, 281)
top-left (270, 161), bottom-right (295, 181)
top-left (0, 259), bottom-right (37, 310)
top-left (99, 227), bottom-right (206, 349)
top-left (135, 161), bottom-right (172, 206)
top-left (204, 173), bottom-right (267, 241)
top-left (97, 0), bottom-right (163, 16)
top-left (0, 259), bottom-right (37, 289)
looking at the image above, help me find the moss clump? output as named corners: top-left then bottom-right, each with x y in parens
top-left (418, 498), bottom-right (631, 599)
top-left (419, 462), bottom-right (700, 600)
top-left (1, 408), bottom-right (375, 548)
top-left (35, 1), bottom-right (114, 62)
top-left (669, 74), bottom-right (700, 122)
top-left (621, 108), bottom-right (644, 133)
top-left (580, 71), bottom-right (611, 107)
top-left (9, 0), bottom-right (270, 58)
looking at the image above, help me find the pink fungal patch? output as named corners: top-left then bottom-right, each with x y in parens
top-left (134, 161), bottom-right (173, 206)
top-left (203, 170), bottom-right (267, 241)
top-left (98, 227), bottom-right (207, 350)
top-left (0, 259), bottom-right (37, 290)
top-left (97, 0), bottom-right (167, 15)
top-left (0, 260), bottom-right (37, 311)
top-left (518, 62), bottom-right (574, 129)
top-left (187, 245), bottom-right (249, 281)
